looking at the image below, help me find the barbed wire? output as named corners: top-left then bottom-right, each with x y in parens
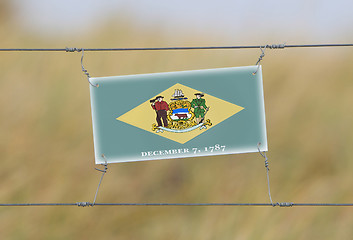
top-left (1, 202), bottom-right (353, 207)
top-left (1, 43), bottom-right (353, 208)
top-left (0, 43), bottom-right (352, 52)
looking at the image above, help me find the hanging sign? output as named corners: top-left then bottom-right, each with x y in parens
top-left (89, 66), bottom-right (267, 164)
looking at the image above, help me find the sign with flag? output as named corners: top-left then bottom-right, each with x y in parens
top-left (89, 66), bottom-right (267, 164)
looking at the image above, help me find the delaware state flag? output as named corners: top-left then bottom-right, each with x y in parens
top-left (89, 66), bottom-right (267, 164)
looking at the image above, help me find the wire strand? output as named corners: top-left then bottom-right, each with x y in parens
top-left (92, 155), bottom-right (108, 205)
top-left (1, 42), bottom-right (353, 208)
top-left (0, 43), bottom-right (353, 52)
top-left (257, 143), bottom-right (274, 205)
top-left (0, 202), bottom-right (353, 207)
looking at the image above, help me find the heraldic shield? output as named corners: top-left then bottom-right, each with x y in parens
top-left (151, 89), bottom-right (212, 133)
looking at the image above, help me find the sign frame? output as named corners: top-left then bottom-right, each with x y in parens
top-left (89, 66), bottom-right (268, 164)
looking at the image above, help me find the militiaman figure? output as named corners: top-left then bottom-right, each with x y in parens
top-left (151, 96), bottom-right (169, 127)
top-left (191, 93), bottom-right (208, 124)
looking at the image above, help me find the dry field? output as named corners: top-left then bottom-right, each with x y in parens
top-left (1, 12), bottom-right (353, 240)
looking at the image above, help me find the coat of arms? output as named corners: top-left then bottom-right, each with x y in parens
top-left (151, 89), bottom-right (212, 133)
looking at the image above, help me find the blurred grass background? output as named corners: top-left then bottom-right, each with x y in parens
top-left (1, 1), bottom-right (353, 239)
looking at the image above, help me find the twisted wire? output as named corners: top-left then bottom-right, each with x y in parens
top-left (0, 43), bottom-right (352, 52)
top-left (253, 45), bottom-right (267, 75)
top-left (92, 155), bottom-right (108, 206)
top-left (257, 143), bottom-right (274, 205)
top-left (0, 202), bottom-right (353, 207)
top-left (1, 42), bottom-right (353, 208)
top-left (80, 49), bottom-right (98, 87)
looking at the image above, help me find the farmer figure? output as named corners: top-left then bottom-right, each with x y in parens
top-left (151, 96), bottom-right (169, 127)
top-left (191, 93), bottom-right (208, 124)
